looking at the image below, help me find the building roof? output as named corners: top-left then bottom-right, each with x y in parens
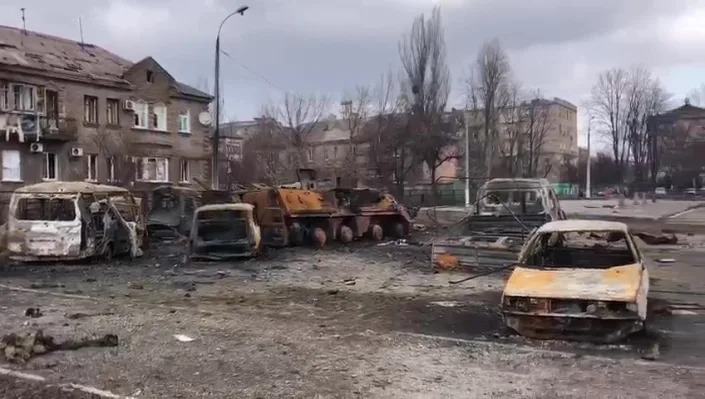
top-left (0, 25), bottom-right (132, 86)
top-left (218, 120), bottom-right (258, 139)
top-left (536, 220), bottom-right (629, 233)
top-left (0, 25), bottom-right (212, 100)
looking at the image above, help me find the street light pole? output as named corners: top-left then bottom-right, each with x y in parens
top-left (586, 116), bottom-right (593, 198)
top-left (212, 5), bottom-right (249, 190)
top-left (464, 111), bottom-right (470, 208)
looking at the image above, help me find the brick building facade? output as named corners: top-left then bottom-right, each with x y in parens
top-left (0, 26), bottom-right (212, 221)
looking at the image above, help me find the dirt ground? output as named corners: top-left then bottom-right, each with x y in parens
top-left (1, 233), bottom-right (705, 398)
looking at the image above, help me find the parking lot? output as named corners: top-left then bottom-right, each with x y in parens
top-left (1, 233), bottom-right (705, 398)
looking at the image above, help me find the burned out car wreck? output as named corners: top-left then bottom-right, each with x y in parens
top-left (501, 220), bottom-right (649, 343)
top-left (186, 203), bottom-right (261, 261)
top-left (6, 182), bottom-right (144, 262)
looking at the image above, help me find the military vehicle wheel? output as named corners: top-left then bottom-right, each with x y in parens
top-left (368, 224), bottom-right (384, 241)
top-left (312, 227), bottom-right (327, 248)
top-left (339, 225), bottom-right (354, 244)
top-left (289, 223), bottom-right (304, 246)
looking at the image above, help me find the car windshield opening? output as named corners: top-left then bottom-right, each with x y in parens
top-left (523, 230), bottom-right (636, 269)
top-left (15, 198), bottom-right (77, 221)
top-left (197, 210), bottom-right (248, 241)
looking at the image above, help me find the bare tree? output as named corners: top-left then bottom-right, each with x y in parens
top-left (687, 83), bottom-right (705, 106)
top-left (498, 83), bottom-right (524, 177)
top-left (468, 39), bottom-right (512, 177)
top-left (90, 127), bottom-right (145, 188)
top-left (237, 117), bottom-right (287, 185)
top-left (523, 94), bottom-right (554, 178)
top-left (399, 5), bottom-right (454, 198)
top-left (339, 86), bottom-right (371, 184)
top-left (624, 68), bottom-right (669, 184)
top-left (590, 68), bottom-right (630, 181)
top-left (264, 92), bottom-right (330, 173)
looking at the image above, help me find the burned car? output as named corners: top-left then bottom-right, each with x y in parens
top-left (186, 203), bottom-right (261, 261)
top-left (501, 220), bottom-right (648, 343)
top-left (433, 178), bottom-right (566, 270)
top-left (6, 182), bottom-right (143, 262)
top-left (147, 186), bottom-right (201, 240)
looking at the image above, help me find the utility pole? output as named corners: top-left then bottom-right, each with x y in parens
top-left (212, 5), bottom-right (249, 190)
top-left (586, 116), bottom-right (593, 198)
top-left (464, 110), bottom-right (470, 208)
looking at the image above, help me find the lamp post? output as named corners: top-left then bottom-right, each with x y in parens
top-left (213, 5), bottom-right (249, 190)
top-left (586, 115), bottom-right (594, 198)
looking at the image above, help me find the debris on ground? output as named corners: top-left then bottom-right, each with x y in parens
top-left (326, 289), bottom-right (339, 295)
top-left (412, 223), bottom-right (427, 232)
top-left (173, 334), bottom-right (195, 343)
top-left (434, 253), bottom-right (460, 271)
top-left (641, 342), bottom-right (660, 361)
top-left (635, 232), bottom-right (678, 245)
top-left (126, 281), bottom-right (144, 290)
top-left (24, 308), bottom-right (43, 318)
top-left (29, 282), bottom-right (64, 289)
top-left (1, 330), bottom-right (118, 363)
top-left (343, 278), bottom-right (356, 286)
top-left (377, 239), bottom-right (408, 247)
top-left (656, 258), bottom-right (676, 264)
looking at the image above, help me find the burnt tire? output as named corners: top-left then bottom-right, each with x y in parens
top-left (289, 223), bottom-right (304, 246)
top-left (312, 227), bottom-right (327, 249)
top-left (368, 224), bottom-right (384, 242)
top-left (390, 222), bottom-right (405, 239)
top-left (339, 225), bottom-right (354, 244)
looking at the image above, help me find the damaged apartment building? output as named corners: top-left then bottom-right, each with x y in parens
top-left (0, 25), bottom-right (213, 221)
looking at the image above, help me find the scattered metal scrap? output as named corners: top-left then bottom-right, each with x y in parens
top-left (1, 330), bottom-right (118, 363)
top-left (431, 178), bottom-right (566, 270)
top-left (634, 232), bottom-right (678, 245)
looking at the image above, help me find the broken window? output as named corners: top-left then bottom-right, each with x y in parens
top-left (42, 152), bottom-right (57, 180)
top-left (196, 209), bottom-right (248, 241)
top-left (135, 157), bottom-right (168, 182)
top-left (86, 154), bottom-right (98, 181)
top-left (2, 150), bottom-right (21, 182)
top-left (180, 159), bottom-right (190, 182)
top-left (152, 104), bottom-right (167, 131)
top-left (133, 101), bottom-right (148, 128)
top-left (11, 84), bottom-right (36, 112)
top-left (106, 98), bottom-right (120, 124)
top-left (146, 70), bottom-right (154, 83)
top-left (45, 90), bottom-right (59, 128)
top-left (15, 198), bottom-right (76, 221)
top-left (84, 95), bottom-right (98, 123)
top-left (523, 230), bottom-right (637, 269)
top-left (106, 156), bottom-right (115, 182)
top-left (0, 82), bottom-right (8, 110)
top-left (178, 110), bottom-right (190, 133)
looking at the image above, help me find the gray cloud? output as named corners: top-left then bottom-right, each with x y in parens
top-left (2, 0), bottom-right (705, 125)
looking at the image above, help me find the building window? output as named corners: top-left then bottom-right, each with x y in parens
top-left (333, 146), bottom-right (338, 159)
top-left (86, 154), bottom-right (98, 181)
top-left (45, 90), bottom-right (59, 128)
top-left (178, 110), bottom-right (190, 133)
top-left (0, 83), bottom-right (8, 110)
top-left (152, 104), bottom-right (167, 131)
top-left (11, 84), bottom-right (36, 112)
top-left (146, 70), bottom-right (154, 83)
top-left (84, 95), bottom-right (98, 123)
top-left (180, 159), bottom-right (190, 182)
top-left (42, 153), bottom-right (57, 180)
top-left (106, 156), bottom-right (115, 182)
top-left (133, 101), bottom-right (148, 128)
top-left (2, 150), bottom-right (21, 182)
top-left (307, 148), bottom-right (313, 162)
top-left (135, 157), bottom-right (168, 182)
top-left (106, 99), bottom-right (120, 124)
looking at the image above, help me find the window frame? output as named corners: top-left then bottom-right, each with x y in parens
top-left (84, 95), bottom-right (99, 124)
top-left (152, 103), bottom-right (167, 131)
top-left (135, 156), bottom-right (169, 183)
top-left (42, 152), bottom-right (58, 181)
top-left (9, 83), bottom-right (37, 112)
top-left (106, 156), bottom-right (116, 182)
top-left (179, 159), bottom-right (190, 183)
top-left (86, 154), bottom-right (98, 182)
top-left (106, 98), bottom-right (120, 125)
top-left (1, 150), bottom-right (22, 182)
top-left (133, 101), bottom-right (148, 129)
top-left (178, 110), bottom-right (190, 133)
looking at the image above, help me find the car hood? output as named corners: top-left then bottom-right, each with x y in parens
top-left (503, 264), bottom-right (643, 302)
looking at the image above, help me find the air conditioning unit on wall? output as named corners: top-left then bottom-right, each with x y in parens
top-left (29, 142), bottom-right (44, 153)
top-left (70, 147), bottom-right (84, 157)
top-left (124, 100), bottom-right (136, 111)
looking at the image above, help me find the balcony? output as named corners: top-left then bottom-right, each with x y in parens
top-left (39, 117), bottom-right (78, 141)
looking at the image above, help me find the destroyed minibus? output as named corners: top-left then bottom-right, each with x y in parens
top-left (6, 182), bottom-right (144, 261)
top-left (432, 178), bottom-right (566, 270)
top-left (501, 220), bottom-right (648, 343)
top-left (186, 203), bottom-right (261, 261)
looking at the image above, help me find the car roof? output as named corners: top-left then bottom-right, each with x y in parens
top-left (536, 220), bottom-right (629, 233)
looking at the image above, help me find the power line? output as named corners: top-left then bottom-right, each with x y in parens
top-left (219, 49), bottom-right (286, 93)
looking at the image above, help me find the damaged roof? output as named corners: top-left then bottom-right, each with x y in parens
top-left (0, 25), bottom-right (132, 85)
top-left (0, 26), bottom-right (212, 100)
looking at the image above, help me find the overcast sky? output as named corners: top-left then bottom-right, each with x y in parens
top-left (3, 0), bottom-right (705, 147)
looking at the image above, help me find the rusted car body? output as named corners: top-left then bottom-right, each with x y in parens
top-left (501, 220), bottom-right (648, 343)
top-left (187, 203), bottom-right (261, 261)
top-left (146, 186), bottom-right (201, 240)
top-left (7, 182), bottom-right (143, 262)
top-left (432, 178), bottom-right (566, 270)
